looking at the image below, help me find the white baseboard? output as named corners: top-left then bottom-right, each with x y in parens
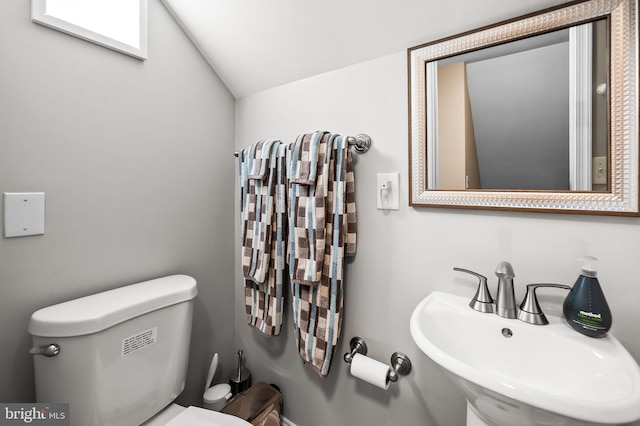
top-left (281, 416), bottom-right (298, 426)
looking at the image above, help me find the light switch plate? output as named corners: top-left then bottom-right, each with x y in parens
top-left (592, 156), bottom-right (607, 185)
top-left (4, 192), bottom-right (45, 238)
top-left (376, 172), bottom-right (400, 210)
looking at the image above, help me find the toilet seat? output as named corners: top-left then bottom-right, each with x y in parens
top-left (143, 404), bottom-right (251, 426)
top-left (166, 406), bottom-right (252, 425)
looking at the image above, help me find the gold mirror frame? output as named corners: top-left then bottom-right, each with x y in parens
top-left (408, 0), bottom-right (638, 215)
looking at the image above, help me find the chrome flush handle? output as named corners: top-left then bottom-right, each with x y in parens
top-left (29, 344), bottom-right (60, 357)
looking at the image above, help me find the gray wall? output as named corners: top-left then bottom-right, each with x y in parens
top-left (0, 0), bottom-right (236, 406)
top-left (236, 52), bottom-right (640, 426)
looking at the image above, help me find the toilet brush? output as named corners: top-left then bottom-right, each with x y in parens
top-left (229, 349), bottom-right (251, 395)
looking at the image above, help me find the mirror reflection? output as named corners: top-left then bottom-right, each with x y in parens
top-left (427, 19), bottom-right (608, 192)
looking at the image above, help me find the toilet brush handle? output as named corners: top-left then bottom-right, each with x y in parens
top-left (237, 350), bottom-right (243, 381)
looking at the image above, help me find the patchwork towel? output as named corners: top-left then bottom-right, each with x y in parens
top-left (288, 131), bottom-right (333, 286)
top-left (288, 132), bottom-right (324, 185)
top-left (239, 140), bottom-right (287, 336)
top-left (248, 139), bottom-right (278, 180)
top-left (288, 133), bottom-right (357, 376)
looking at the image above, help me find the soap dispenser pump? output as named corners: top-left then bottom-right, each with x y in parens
top-left (562, 256), bottom-right (612, 337)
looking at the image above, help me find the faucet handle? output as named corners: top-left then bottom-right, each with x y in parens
top-left (518, 283), bottom-right (571, 325)
top-left (454, 267), bottom-right (494, 313)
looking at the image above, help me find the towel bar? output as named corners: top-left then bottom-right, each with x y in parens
top-left (234, 134), bottom-right (371, 157)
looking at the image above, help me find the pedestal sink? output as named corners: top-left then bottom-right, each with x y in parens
top-left (410, 291), bottom-right (640, 426)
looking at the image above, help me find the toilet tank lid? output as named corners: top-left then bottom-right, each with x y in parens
top-left (28, 275), bottom-right (198, 337)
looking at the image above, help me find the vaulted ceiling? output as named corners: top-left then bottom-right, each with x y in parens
top-left (161, 0), bottom-right (568, 99)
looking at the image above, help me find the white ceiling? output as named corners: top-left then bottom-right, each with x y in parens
top-left (161, 0), bottom-right (569, 99)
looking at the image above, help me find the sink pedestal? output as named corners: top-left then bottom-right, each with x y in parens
top-left (466, 404), bottom-right (489, 426)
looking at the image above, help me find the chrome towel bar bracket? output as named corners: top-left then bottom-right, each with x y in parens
top-left (346, 134), bottom-right (372, 154)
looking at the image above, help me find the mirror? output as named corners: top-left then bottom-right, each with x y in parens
top-left (408, 0), bottom-right (638, 215)
top-left (31, 0), bottom-right (148, 60)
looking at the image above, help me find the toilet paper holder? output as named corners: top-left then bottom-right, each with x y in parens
top-left (343, 337), bottom-right (412, 383)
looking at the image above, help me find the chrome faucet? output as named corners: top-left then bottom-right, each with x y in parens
top-left (495, 261), bottom-right (517, 319)
top-left (456, 261), bottom-right (570, 325)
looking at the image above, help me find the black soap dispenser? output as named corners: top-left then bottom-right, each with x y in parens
top-left (562, 256), bottom-right (612, 337)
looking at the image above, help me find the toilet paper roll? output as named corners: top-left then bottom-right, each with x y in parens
top-left (350, 353), bottom-right (391, 390)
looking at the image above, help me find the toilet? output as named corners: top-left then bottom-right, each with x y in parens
top-left (28, 275), bottom-right (251, 426)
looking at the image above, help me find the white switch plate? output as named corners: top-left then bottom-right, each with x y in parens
top-left (4, 192), bottom-right (45, 238)
top-left (376, 172), bottom-right (400, 210)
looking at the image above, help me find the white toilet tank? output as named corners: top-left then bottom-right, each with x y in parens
top-left (28, 275), bottom-right (198, 426)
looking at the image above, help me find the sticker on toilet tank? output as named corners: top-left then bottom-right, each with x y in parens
top-left (122, 327), bottom-right (157, 356)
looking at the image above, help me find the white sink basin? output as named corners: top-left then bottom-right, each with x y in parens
top-left (410, 291), bottom-right (640, 426)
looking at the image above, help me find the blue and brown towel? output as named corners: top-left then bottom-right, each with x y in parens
top-left (287, 132), bottom-right (331, 285)
top-left (288, 131), bottom-right (357, 376)
top-left (239, 139), bottom-right (287, 336)
top-left (238, 131), bottom-right (357, 376)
